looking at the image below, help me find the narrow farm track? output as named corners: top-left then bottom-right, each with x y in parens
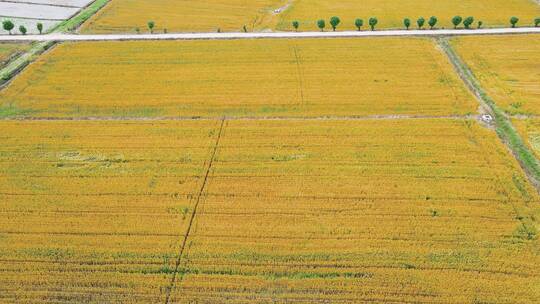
top-left (0, 27), bottom-right (539, 42)
top-left (0, 114), bottom-right (476, 121)
top-left (164, 119), bottom-right (225, 304)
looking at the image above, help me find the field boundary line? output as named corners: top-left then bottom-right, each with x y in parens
top-left (163, 119), bottom-right (225, 304)
top-left (437, 37), bottom-right (540, 192)
top-left (0, 114), bottom-right (477, 121)
top-left (0, 27), bottom-right (539, 42)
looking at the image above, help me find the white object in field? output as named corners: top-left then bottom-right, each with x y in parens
top-left (481, 114), bottom-right (493, 123)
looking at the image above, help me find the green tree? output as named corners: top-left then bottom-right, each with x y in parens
top-left (2, 20), bottom-right (14, 35)
top-left (463, 16), bottom-right (474, 29)
top-left (369, 17), bottom-right (378, 31)
top-left (329, 16), bottom-right (341, 31)
top-left (317, 19), bottom-right (325, 31)
top-left (19, 25), bottom-right (26, 35)
top-left (417, 17), bottom-right (425, 29)
top-left (135, 27), bottom-right (140, 34)
top-left (403, 18), bottom-right (411, 30)
top-left (510, 16), bottom-right (519, 28)
top-left (292, 20), bottom-right (299, 31)
top-left (147, 20), bottom-right (155, 33)
top-left (477, 21), bottom-right (483, 29)
top-left (428, 16), bottom-right (437, 29)
top-left (535, 18), bottom-right (540, 27)
top-left (242, 25), bottom-right (248, 32)
top-left (452, 16), bottom-right (462, 29)
top-left (36, 22), bottom-right (43, 34)
top-left (355, 18), bottom-right (363, 31)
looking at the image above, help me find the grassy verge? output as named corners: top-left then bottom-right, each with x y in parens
top-left (438, 37), bottom-right (540, 187)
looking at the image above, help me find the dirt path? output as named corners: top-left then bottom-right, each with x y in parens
top-left (0, 27), bottom-right (538, 42)
top-left (1, 114), bottom-right (476, 121)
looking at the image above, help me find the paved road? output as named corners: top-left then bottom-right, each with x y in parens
top-left (0, 27), bottom-right (539, 41)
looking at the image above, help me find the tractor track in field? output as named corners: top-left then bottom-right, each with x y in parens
top-left (291, 44), bottom-right (305, 105)
top-left (164, 119), bottom-right (225, 304)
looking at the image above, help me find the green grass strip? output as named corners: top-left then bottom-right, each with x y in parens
top-left (49, 0), bottom-right (110, 33)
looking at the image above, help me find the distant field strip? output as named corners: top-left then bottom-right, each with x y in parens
top-left (166, 119), bottom-right (540, 303)
top-left (0, 120), bottom-right (221, 302)
top-left (79, 0), bottom-right (540, 33)
top-left (0, 38), bottom-right (476, 118)
top-left (0, 119), bottom-right (538, 303)
top-left (278, 0), bottom-right (540, 31)
top-left (451, 35), bottom-right (540, 116)
top-left (80, 0), bottom-right (287, 33)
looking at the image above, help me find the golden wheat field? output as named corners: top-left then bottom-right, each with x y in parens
top-left (0, 119), bottom-right (539, 302)
top-left (170, 119), bottom-right (540, 303)
top-left (277, 0), bottom-right (540, 31)
top-left (0, 43), bottom-right (30, 67)
top-left (0, 121), bottom-right (220, 302)
top-left (451, 35), bottom-right (540, 115)
top-left (81, 0), bottom-right (287, 33)
top-left (79, 0), bottom-right (540, 33)
top-left (0, 38), bottom-right (476, 118)
top-left (1, 0), bottom-right (540, 301)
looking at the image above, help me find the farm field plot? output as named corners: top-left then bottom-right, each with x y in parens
top-left (79, 0), bottom-right (540, 33)
top-left (277, 0), bottom-right (540, 31)
top-left (0, 120), bottom-right (220, 303)
top-left (0, 38), bottom-right (476, 118)
top-left (0, 42), bottom-right (30, 68)
top-left (451, 35), bottom-right (540, 116)
top-left (168, 119), bottom-right (540, 303)
top-left (1, 119), bottom-right (538, 302)
top-left (80, 0), bottom-right (287, 34)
